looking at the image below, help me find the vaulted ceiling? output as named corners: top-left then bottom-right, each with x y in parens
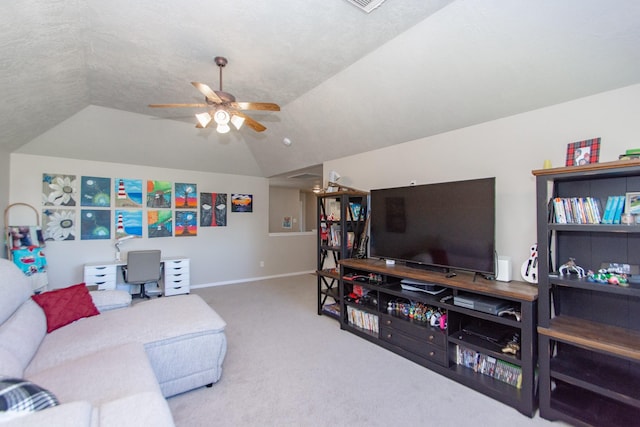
top-left (3, 1), bottom-right (640, 185)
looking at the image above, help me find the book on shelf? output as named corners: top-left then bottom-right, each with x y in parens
top-left (322, 303), bottom-right (341, 317)
top-left (346, 306), bottom-right (379, 333)
top-left (346, 231), bottom-right (355, 249)
top-left (602, 195), bottom-right (625, 224)
top-left (349, 202), bottom-right (362, 220)
top-left (329, 224), bottom-right (341, 246)
top-left (456, 345), bottom-right (522, 389)
top-left (550, 197), bottom-right (604, 224)
top-left (612, 195), bottom-right (625, 224)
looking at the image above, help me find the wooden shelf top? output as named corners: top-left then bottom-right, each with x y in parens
top-left (339, 258), bottom-right (538, 302)
top-left (538, 316), bottom-right (640, 362)
top-left (532, 159), bottom-right (640, 177)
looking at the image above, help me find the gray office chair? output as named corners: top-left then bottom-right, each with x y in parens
top-left (122, 250), bottom-right (162, 299)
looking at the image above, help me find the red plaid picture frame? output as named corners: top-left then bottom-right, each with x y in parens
top-left (566, 138), bottom-right (600, 166)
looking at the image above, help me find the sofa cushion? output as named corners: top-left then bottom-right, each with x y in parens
top-left (26, 294), bottom-right (226, 376)
top-left (97, 392), bottom-right (175, 427)
top-left (0, 300), bottom-right (47, 378)
top-left (0, 377), bottom-right (58, 418)
top-left (0, 401), bottom-right (92, 427)
top-left (31, 284), bottom-right (99, 333)
top-left (89, 289), bottom-right (131, 312)
top-left (0, 259), bottom-right (32, 325)
top-left (27, 342), bottom-right (161, 406)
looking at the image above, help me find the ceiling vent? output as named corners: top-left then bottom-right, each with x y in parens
top-left (345, 0), bottom-right (387, 13)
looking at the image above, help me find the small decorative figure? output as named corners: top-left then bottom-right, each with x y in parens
top-left (559, 258), bottom-right (586, 278)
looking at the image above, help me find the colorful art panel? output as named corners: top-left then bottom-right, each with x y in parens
top-left (175, 211), bottom-right (197, 237)
top-left (114, 209), bottom-right (143, 238)
top-left (42, 209), bottom-right (76, 241)
top-left (175, 183), bottom-right (197, 209)
top-left (148, 210), bottom-right (173, 238)
top-left (231, 194), bottom-right (253, 213)
top-left (43, 173), bottom-right (77, 206)
top-left (115, 178), bottom-right (143, 208)
top-left (147, 180), bottom-right (172, 208)
top-left (80, 209), bottom-right (111, 240)
top-left (81, 176), bottom-right (111, 207)
top-left (200, 193), bottom-right (227, 226)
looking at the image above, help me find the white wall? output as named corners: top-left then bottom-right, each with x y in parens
top-left (325, 84), bottom-right (640, 280)
top-left (269, 187), bottom-right (317, 232)
top-left (269, 186), bottom-right (303, 232)
top-left (8, 153), bottom-right (316, 288)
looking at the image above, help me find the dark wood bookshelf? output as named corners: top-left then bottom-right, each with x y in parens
top-left (316, 192), bottom-right (368, 317)
top-left (534, 160), bottom-right (640, 426)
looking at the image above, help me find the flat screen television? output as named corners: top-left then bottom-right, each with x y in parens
top-left (369, 177), bottom-right (496, 276)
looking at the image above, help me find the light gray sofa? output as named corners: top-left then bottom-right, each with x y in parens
top-left (0, 258), bottom-right (227, 426)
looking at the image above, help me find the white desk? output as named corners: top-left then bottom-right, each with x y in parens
top-left (84, 256), bottom-right (190, 296)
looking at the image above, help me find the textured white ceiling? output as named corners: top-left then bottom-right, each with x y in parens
top-left (3, 0), bottom-right (640, 181)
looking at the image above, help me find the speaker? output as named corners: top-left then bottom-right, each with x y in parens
top-left (496, 256), bottom-right (512, 282)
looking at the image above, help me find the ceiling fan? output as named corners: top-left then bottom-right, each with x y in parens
top-left (149, 56), bottom-right (280, 133)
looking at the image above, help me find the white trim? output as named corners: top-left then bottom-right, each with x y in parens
top-left (190, 270), bottom-right (315, 288)
top-left (268, 231), bottom-right (315, 237)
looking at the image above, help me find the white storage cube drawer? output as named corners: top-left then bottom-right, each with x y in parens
top-left (84, 264), bottom-right (117, 290)
top-left (163, 258), bottom-right (190, 296)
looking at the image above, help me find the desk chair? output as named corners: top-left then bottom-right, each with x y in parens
top-left (122, 250), bottom-right (162, 299)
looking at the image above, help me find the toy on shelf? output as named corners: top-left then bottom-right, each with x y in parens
top-left (586, 269), bottom-right (629, 287)
top-left (558, 258), bottom-right (586, 278)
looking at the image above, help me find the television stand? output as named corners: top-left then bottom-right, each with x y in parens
top-left (338, 258), bottom-right (538, 417)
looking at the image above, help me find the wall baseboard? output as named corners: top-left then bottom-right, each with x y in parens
top-left (190, 270), bottom-right (316, 289)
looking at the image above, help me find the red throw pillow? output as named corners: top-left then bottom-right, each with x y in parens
top-left (32, 283), bottom-right (100, 333)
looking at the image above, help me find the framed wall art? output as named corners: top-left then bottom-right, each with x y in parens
top-left (148, 210), bottom-right (173, 238)
top-left (80, 209), bottom-right (111, 240)
top-left (115, 178), bottom-right (143, 208)
top-left (115, 209), bottom-right (143, 238)
top-left (42, 209), bottom-right (76, 241)
top-left (81, 176), bottom-right (111, 207)
top-left (175, 211), bottom-right (197, 237)
top-left (147, 180), bottom-right (172, 208)
top-left (200, 193), bottom-right (227, 226)
top-left (231, 194), bottom-right (253, 213)
top-left (42, 173), bottom-right (77, 206)
top-left (175, 183), bottom-right (197, 209)
top-left (565, 137), bottom-right (601, 166)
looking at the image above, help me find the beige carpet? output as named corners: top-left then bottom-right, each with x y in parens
top-left (168, 274), bottom-right (562, 427)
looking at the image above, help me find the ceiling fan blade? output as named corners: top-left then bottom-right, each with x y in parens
top-left (231, 102), bottom-right (280, 112)
top-left (191, 82), bottom-right (223, 103)
top-left (149, 103), bottom-right (208, 108)
top-left (233, 111), bottom-right (267, 132)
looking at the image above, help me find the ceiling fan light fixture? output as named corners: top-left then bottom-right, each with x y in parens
top-left (216, 123), bottom-right (231, 134)
top-left (195, 112), bottom-right (212, 128)
top-left (214, 109), bottom-right (230, 125)
top-left (230, 114), bottom-right (245, 130)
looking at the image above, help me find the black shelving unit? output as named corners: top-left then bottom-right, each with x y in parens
top-left (533, 159), bottom-right (640, 426)
top-left (316, 190), bottom-right (368, 319)
top-left (339, 258), bottom-right (538, 417)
